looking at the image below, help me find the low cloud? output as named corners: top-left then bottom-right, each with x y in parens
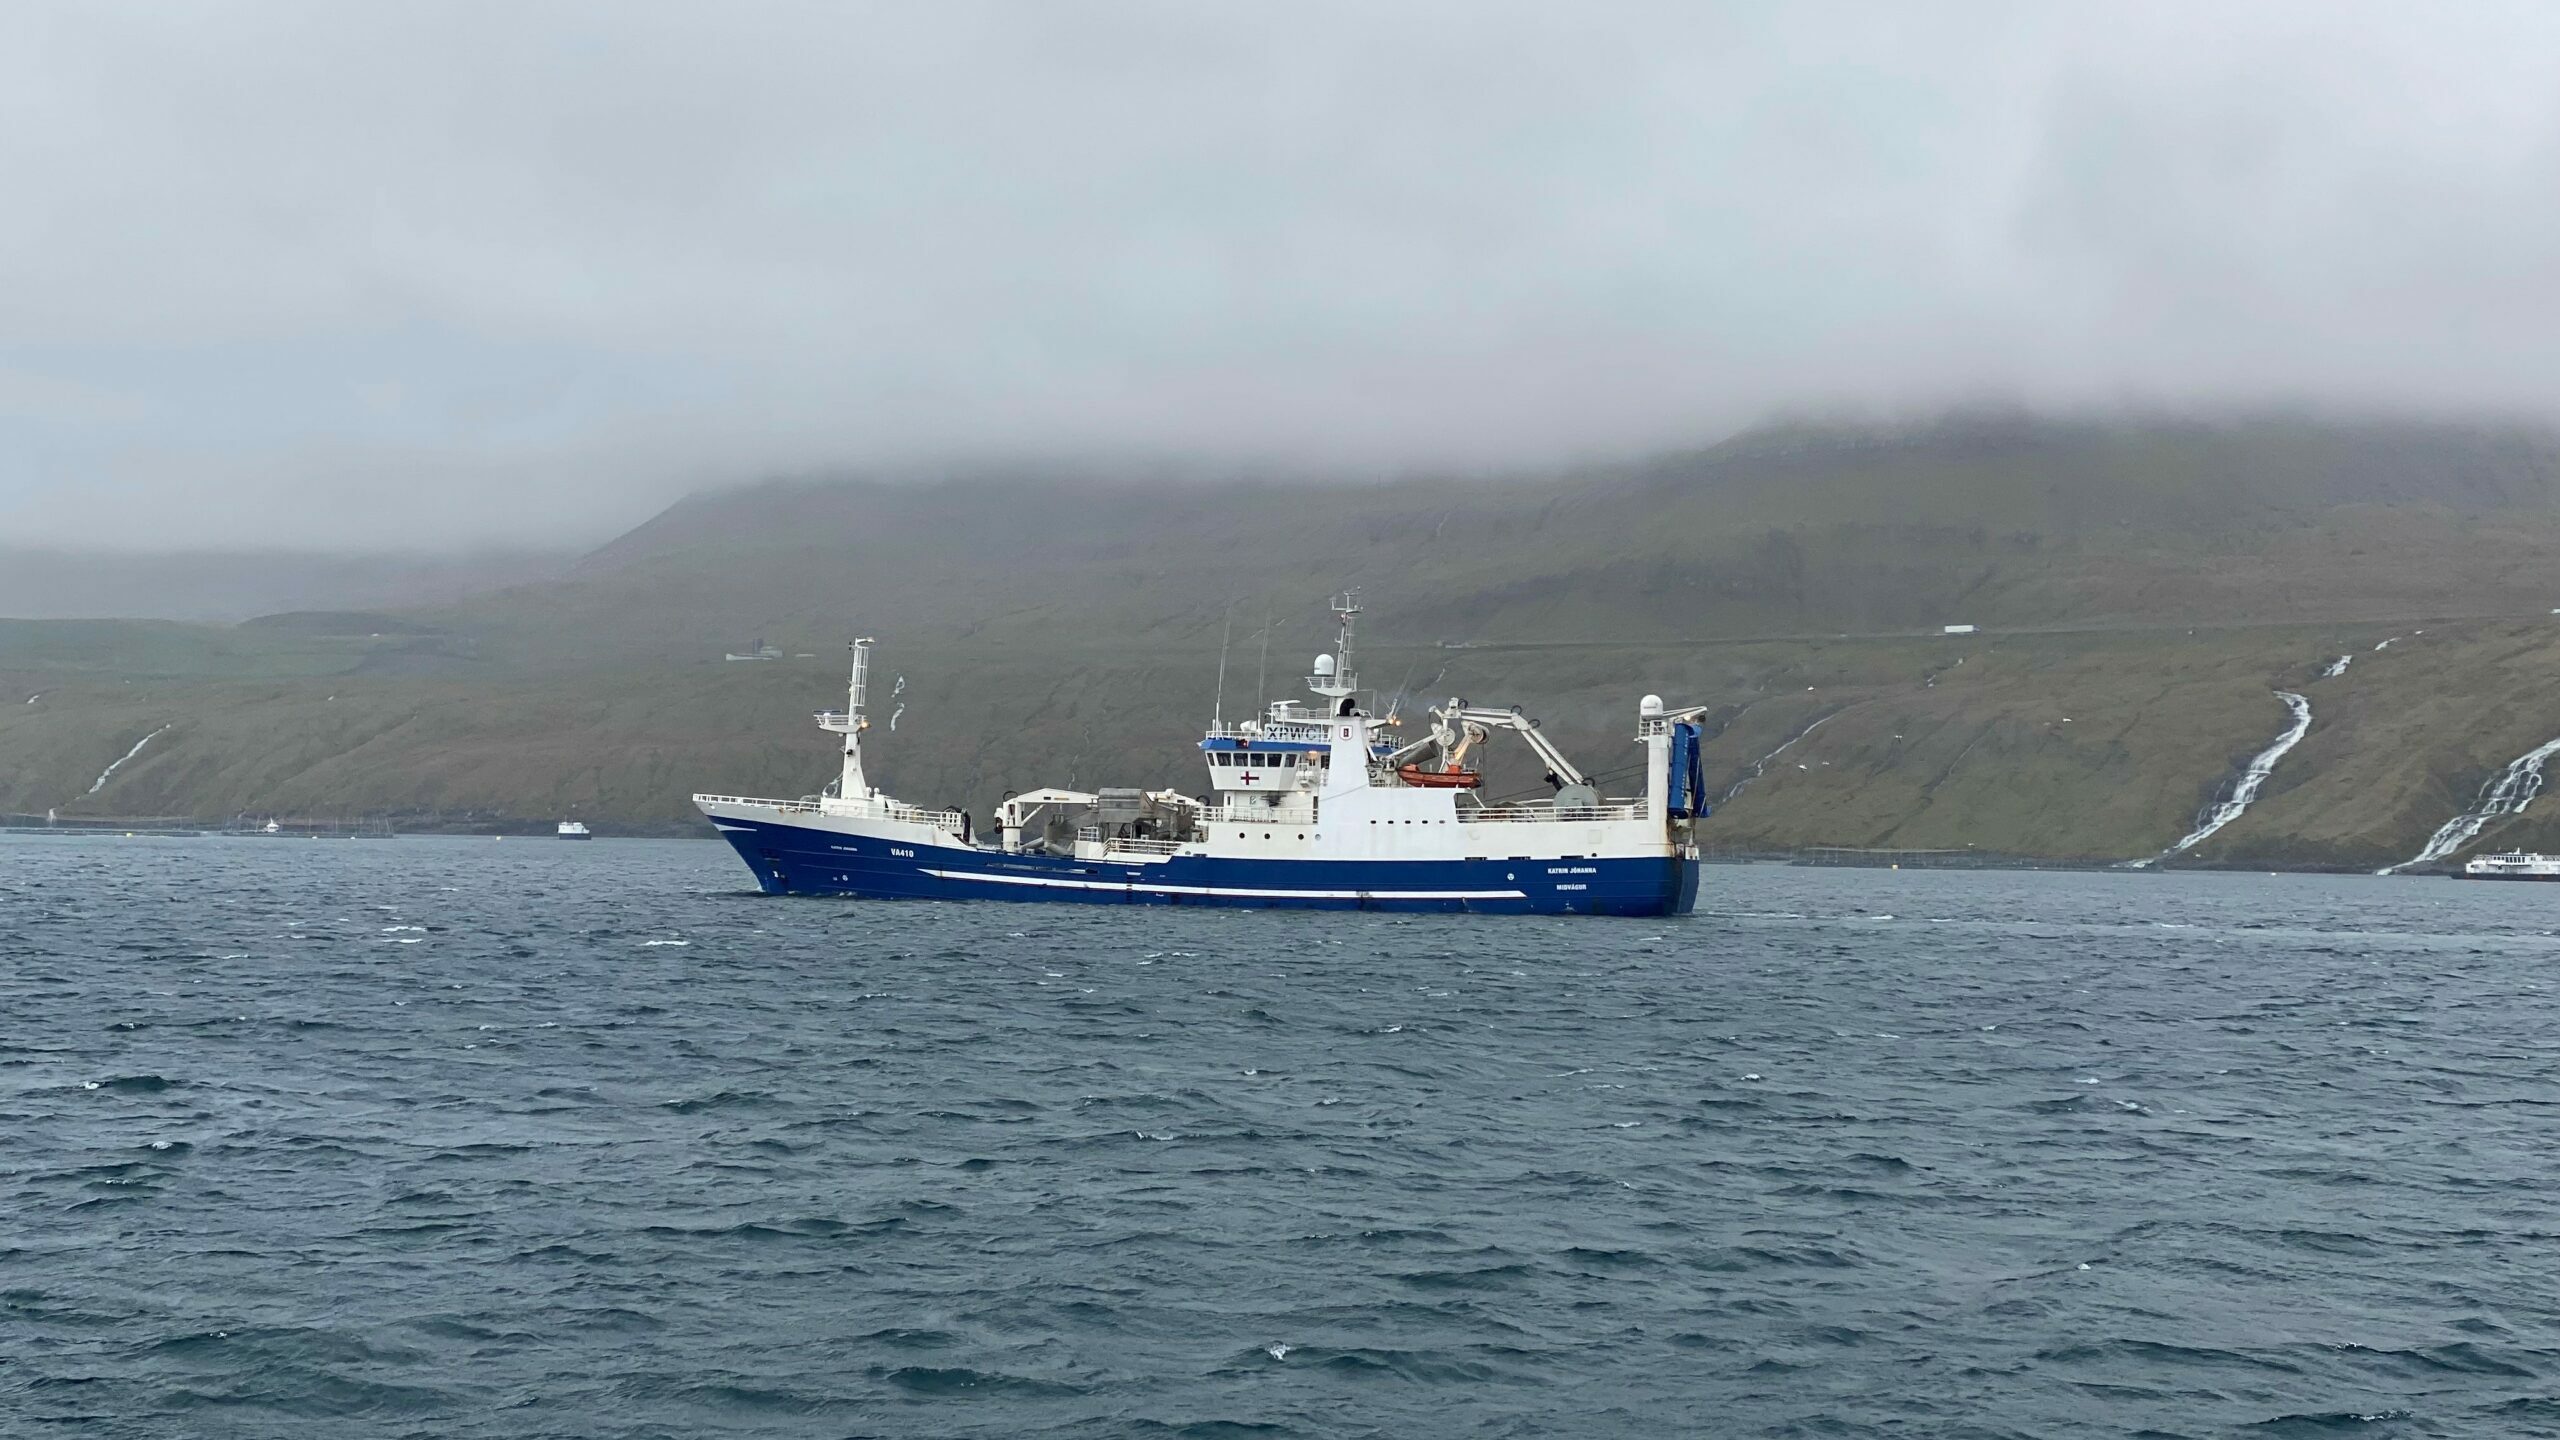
top-left (4, 1), bottom-right (2558, 549)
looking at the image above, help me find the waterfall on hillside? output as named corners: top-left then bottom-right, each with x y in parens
top-left (1718, 713), bottom-right (1832, 805)
top-left (84, 724), bottom-right (171, 798)
top-left (2320, 654), bottom-right (2351, 679)
top-left (2135, 692), bottom-right (2313, 866)
top-left (2384, 734), bottom-right (2560, 873)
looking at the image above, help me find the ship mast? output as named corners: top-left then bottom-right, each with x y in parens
top-left (817, 637), bottom-right (874, 801)
top-left (1309, 589), bottom-right (1362, 712)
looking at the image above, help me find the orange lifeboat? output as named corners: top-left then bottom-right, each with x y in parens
top-left (1397, 763), bottom-right (1481, 789)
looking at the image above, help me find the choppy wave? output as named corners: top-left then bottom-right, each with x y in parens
top-left (7, 835), bottom-right (2560, 1436)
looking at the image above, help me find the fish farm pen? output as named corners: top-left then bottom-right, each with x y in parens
top-left (1789, 846), bottom-right (2041, 870)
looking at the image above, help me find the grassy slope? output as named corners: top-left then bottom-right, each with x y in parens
top-left (10, 414), bottom-right (2560, 864)
top-left (14, 619), bottom-right (2560, 868)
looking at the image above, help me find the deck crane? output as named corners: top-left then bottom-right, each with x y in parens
top-left (1447, 704), bottom-right (1588, 789)
top-left (1383, 711), bottom-right (1478, 768)
top-left (1385, 699), bottom-right (1592, 794)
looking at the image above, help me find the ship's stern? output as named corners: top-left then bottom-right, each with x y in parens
top-left (1670, 852), bottom-right (1702, 915)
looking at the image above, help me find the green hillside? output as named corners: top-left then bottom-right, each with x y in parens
top-left (10, 413), bottom-right (2560, 869)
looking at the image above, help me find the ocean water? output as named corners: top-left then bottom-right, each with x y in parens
top-left (7, 836), bottom-right (2560, 1438)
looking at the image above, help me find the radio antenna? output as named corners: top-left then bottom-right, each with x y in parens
top-left (1211, 602), bottom-right (1235, 732)
top-left (1252, 600), bottom-right (1274, 718)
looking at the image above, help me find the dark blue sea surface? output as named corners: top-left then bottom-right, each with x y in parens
top-left (8, 835), bottom-right (2560, 1437)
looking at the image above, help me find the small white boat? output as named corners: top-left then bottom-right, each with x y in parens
top-left (558, 820), bottom-right (592, 840)
top-left (2460, 850), bottom-right (2560, 879)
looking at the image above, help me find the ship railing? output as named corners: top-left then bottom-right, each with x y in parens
top-left (880, 801), bottom-right (967, 830)
top-left (694, 792), bottom-right (821, 814)
top-left (693, 792), bottom-right (964, 831)
top-left (1203, 803), bottom-right (1316, 825)
top-left (1460, 804), bottom-right (1644, 824)
top-left (1076, 827), bottom-right (1183, 855)
top-left (1203, 721), bottom-right (1333, 743)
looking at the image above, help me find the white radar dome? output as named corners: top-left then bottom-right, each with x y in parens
top-left (1640, 694), bottom-right (1665, 717)
top-left (1313, 653), bottom-right (1337, 676)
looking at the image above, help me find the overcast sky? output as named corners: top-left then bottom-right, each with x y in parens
top-left (5, 1), bottom-right (2559, 551)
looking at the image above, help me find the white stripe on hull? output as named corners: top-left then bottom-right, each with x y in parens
top-left (920, 868), bottom-right (1524, 901)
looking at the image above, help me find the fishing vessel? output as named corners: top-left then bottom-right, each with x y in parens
top-left (694, 595), bottom-right (1709, 914)
top-left (2459, 850), bottom-right (2560, 879)
top-left (558, 820), bottom-right (592, 840)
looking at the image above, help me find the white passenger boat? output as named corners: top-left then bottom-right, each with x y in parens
top-left (2460, 850), bottom-right (2560, 879)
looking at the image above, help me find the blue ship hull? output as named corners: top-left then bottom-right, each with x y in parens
top-left (711, 813), bottom-right (1699, 916)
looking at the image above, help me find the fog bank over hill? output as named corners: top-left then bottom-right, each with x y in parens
top-left (12, 404), bottom-right (2560, 627)
top-left (0, 549), bottom-right (569, 624)
top-left (450, 409), bottom-right (2560, 667)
